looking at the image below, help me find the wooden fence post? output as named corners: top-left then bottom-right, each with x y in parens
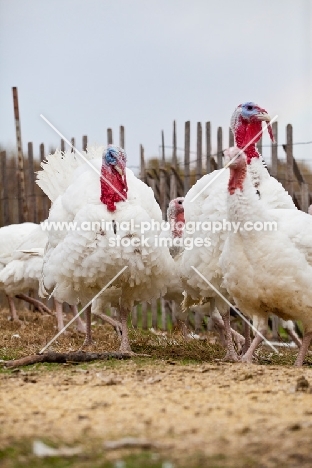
top-left (141, 302), bottom-right (148, 330)
top-left (27, 143), bottom-right (36, 223)
top-left (161, 297), bottom-right (167, 330)
top-left (257, 137), bottom-right (262, 156)
top-left (82, 135), bottom-right (88, 152)
top-left (217, 127), bottom-right (223, 169)
top-left (151, 298), bottom-right (158, 329)
top-left (271, 122), bottom-right (278, 178)
top-left (301, 183), bottom-right (309, 213)
top-left (131, 306), bottom-right (138, 328)
top-left (119, 126), bottom-right (125, 149)
top-left (206, 122), bottom-right (211, 173)
top-left (71, 138), bottom-right (75, 153)
top-left (140, 144), bottom-right (146, 183)
top-left (40, 143), bottom-right (49, 220)
top-left (0, 151), bottom-right (9, 226)
top-left (184, 121), bottom-right (190, 194)
top-left (228, 127), bottom-right (234, 147)
top-left (170, 121), bottom-right (178, 200)
top-left (286, 124), bottom-right (294, 198)
top-left (61, 139), bottom-right (65, 152)
top-left (159, 131), bottom-right (167, 218)
top-left (196, 122), bottom-right (202, 181)
top-left (107, 128), bottom-right (113, 145)
top-left (12, 87), bottom-right (28, 222)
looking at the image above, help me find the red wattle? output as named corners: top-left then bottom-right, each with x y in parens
top-left (228, 167), bottom-right (247, 194)
top-left (100, 167), bottom-right (128, 212)
top-left (236, 118), bottom-right (262, 164)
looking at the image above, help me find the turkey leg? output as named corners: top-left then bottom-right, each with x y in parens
top-left (222, 309), bottom-right (239, 362)
top-left (294, 332), bottom-right (312, 366)
top-left (119, 306), bottom-right (132, 353)
top-left (6, 295), bottom-right (19, 321)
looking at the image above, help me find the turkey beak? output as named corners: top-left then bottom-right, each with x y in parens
top-left (115, 164), bottom-right (127, 183)
top-left (115, 165), bottom-right (124, 176)
top-left (256, 109), bottom-right (275, 142)
top-left (256, 110), bottom-right (271, 122)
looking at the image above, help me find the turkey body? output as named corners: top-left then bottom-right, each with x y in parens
top-left (39, 146), bottom-right (175, 351)
top-left (220, 150), bottom-right (312, 366)
top-left (180, 103), bottom-right (296, 360)
top-left (0, 224), bottom-right (47, 295)
top-left (0, 222), bottom-right (38, 320)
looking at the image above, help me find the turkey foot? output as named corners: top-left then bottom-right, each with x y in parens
top-left (241, 332), bottom-right (264, 363)
top-left (240, 320), bottom-right (251, 355)
top-left (80, 305), bottom-right (94, 348)
top-left (222, 309), bottom-right (239, 362)
top-left (92, 311), bottom-right (122, 339)
top-left (70, 305), bottom-right (86, 334)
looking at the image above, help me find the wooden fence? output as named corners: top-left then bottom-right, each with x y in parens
top-left (140, 121), bottom-right (312, 217)
top-left (0, 121), bottom-right (311, 332)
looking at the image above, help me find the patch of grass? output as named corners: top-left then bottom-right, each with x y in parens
top-left (0, 440), bottom-right (259, 468)
top-left (1, 306), bottom-right (311, 370)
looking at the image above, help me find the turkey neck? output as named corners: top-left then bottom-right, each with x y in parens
top-left (227, 162), bottom-right (266, 227)
top-left (100, 162), bottom-right (128, 212)
top-left (235, 118), bottom-right (262, 164)
top-left (169, 211), bottom-right (185, 239)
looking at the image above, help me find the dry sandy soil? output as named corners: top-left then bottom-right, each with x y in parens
top-left (1, 308), bottom-right (312, 468)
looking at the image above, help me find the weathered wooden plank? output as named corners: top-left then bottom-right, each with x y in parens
top-left (286, 124), bottom-right (294, 198)
top-left (228, 127), bottom-right (234, 147)
top-left (82, 135), bottom-right (88, 152)
top-left (161, 297), bottom-right (167, 330)
top-left (159, 131), bottom-right (167, 218)
top-left (140, 144), bottom-right (147, 183)
top-left (131, 306), bottom-right (138, 328)
top-left (217, 127), bottom-right (223, 169)
top-left (71, 137), bottom-right (75, 153)
top-left (196, 122), bottom-right (202, 181)
top-left (170, 167), bottom-right (184, 194)
top-left (184, 121), bottom-right (190, 193)
top-left (301, 183), bottom-right (309, 213)
top-left (120, 126), bottom-right (125, 149)
top-left (170, 121), bottom-right (178, 200)
top-left (12, 87), bottom-right (28, 222)
top-left (107, 128), bottom-right (113, 145)
top-left (0, 151), bottom-right (10, 226)
top-left (151, 299), bottom-right (158, 329)
top-left (141, 302), bottom-right (148, 330)
top-left (146, 172), bottom-right (156, 195)
top-left (206, 122), bottom-right (211, 174)
top-left (40, 143), bottom-right (49, 220)
top-left (271, 121), bottom-right (278, 178)
top-left (27, 142), bottom-right (36, 223)
top-left (257, 137), bottom-right (262, 156)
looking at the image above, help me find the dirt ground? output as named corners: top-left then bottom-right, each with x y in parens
top-left (1, 308), bottom-right (312, 468)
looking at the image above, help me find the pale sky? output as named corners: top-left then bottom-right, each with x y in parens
top-left (1, 0), bottom-right (311, 172)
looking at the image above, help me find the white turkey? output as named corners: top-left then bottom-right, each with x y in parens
top-left (0, 224), bottom-right (86, 333)
top-left (180, 101), bottom-right (296, 361)
top-left (164, 197), bottom-right (244, 348)
top-left (37, 144), bottom-right (175, 352)
top-left (220, 147), bottom-right (312, 366)
top-left (0, 222), bottom-right (38, 320)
